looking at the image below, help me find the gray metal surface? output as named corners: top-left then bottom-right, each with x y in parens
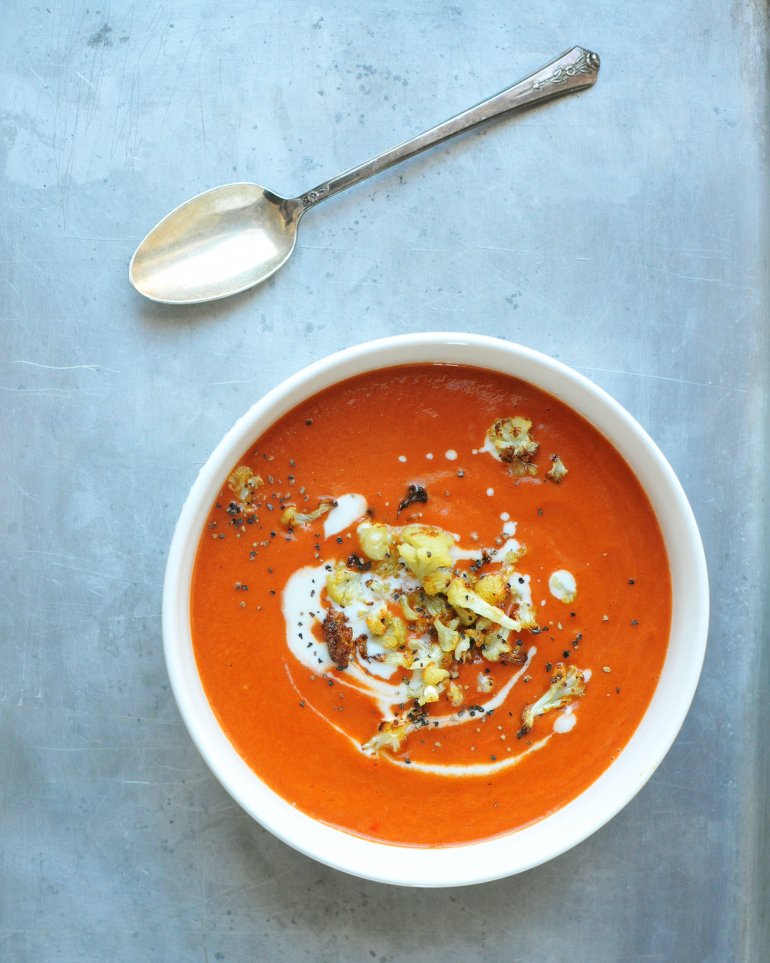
top-left (1, 2), bottom-right (766, 961)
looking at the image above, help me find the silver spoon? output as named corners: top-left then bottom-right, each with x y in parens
top-left (129, 46), bottom-right (599, 305)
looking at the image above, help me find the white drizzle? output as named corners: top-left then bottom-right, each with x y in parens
top-left (323, 493), bottom-right (367, 538)
top-left (553, 706), bottom-right (577, 734)
top-left (549, 569), bottom-right (577, 604)
top-left (284, 663), bottom-right (555, 779)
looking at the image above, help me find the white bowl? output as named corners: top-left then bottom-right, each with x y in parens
top-left (163, 333), bottom-right (709, 887)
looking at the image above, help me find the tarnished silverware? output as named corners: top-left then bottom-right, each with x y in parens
top-left (130, 46), bottom-right (599, 304)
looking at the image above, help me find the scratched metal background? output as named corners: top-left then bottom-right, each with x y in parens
top-left (1, 2), bottom-right (767, 961)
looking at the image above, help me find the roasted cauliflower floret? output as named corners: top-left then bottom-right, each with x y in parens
top-left (356, 520), bottom-right (392, 561)
top-left (433, 618), bottom-right (462, 654)
top-left (396, 525), bottom-right (455, 582)
top-left (227, 465), bottom-right (264, 502)
top-left (422, 566), bottom-right (454, 596)
top-left (518, 663), bottom-right (587, 737)
top-left (474, 572), bottom-right (509, 608)
top-left (408, 637), bottom-right (447, 672)
top-left (407, 650), bottom-right (451, 706)
top-left (325, 563), bottom-right (365, 607)
top-left (447, 681), bottom-right (464, 707)
top-left (322, 607), bottom-right (361, 669)
top-left (446, 578), bottom-right (521, 631)
top-left (377, 612), bottom-right (408, 651)
top-left (419, 592), bottom-right (452, 620)
top-left (515, 600), bottom-right (539, 631)
top-left (423, 663), bottom-right (450, 687)
top-left (281, 499), bottom-right (335, 529)
top-left (418, 684), bottom-right (442, 705)
top-left (365, 605), bottom-right (389, 636)
top-left (383, 649), bottom-right (411, 669)
top-left (480, 627), bottom-right (512, 662)
top-left (487, 417), bottom-right (539, 476)
top-left (547, 454), bottom-right (568, 483)
top-left (363, 718), bottom-right (410, 755)
top-left (454, 634), bottom-right (472, 661)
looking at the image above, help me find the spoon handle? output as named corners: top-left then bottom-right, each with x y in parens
top-left (297, 45), bottom-right (599, 210)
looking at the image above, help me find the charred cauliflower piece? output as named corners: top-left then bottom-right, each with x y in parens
top-left (363, 718), bottom-right (410, 755)
top-left (487, 417), bottom-right (539, 476)
top-left (546, 454), bottom-right (568, 483)
top-left (322, 608), bottom-right (362, 669)
top-left (518, 663), bottom-right (587, 737)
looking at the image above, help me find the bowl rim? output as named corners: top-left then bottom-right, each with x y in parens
top-left (162, 332), bottom-right (709, 887)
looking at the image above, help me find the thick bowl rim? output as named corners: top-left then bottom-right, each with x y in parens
top-left (162, 332), bottom-right (709, 887)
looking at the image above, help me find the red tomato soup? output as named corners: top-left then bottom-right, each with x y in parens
top-left (190, 364), bottom-right (671, 846)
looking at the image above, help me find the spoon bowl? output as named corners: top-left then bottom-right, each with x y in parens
top-left (130, 46), bottom-right (600, 304)
top-left (130, 184), bottom-right (302, 304)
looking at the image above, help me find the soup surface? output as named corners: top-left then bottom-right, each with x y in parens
top-left (191, 364), bottom-right (671, 846)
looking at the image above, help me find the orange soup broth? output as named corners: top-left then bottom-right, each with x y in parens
top-left (191, 364), bottom-right (671, 846)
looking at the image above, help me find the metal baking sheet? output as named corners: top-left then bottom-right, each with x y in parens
top-left (1, 2), bottom-right (767, 960)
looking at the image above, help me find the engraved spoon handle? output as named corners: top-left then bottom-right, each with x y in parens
top-left (297, 46), bottom-right (599, 209)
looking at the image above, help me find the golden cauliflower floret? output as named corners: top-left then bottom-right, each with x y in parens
top-left (281, 499), bottom-right (335, 529)
top-left (407, 637), bottom-right (446, 672)
top-left (363, 719), bottom-right (410, 755)
top-left (396, 525), bottom-right (455, 582)
top-left (454, 635), bottom-right (472, 661)
top-left (418, 685), bottom-right (441, 706)
top-left (480, 628), bottom-right (512, 662)
top-left (422, 566), bottom-right (454, 597)
top-left (434, 618), bottom-right (461, 653)
top-left (365, 605), bottom-right (389, 636)
top-left (419, 592), bottom-right (452, 619)
top-left (447, 681), bottom-right (464, 707)
top-left (487, 417), bottom-right (539, 476)
top-left (227, 465), bottom-right (264, 502)
top-left (356, 520), bottom-right (392, 561)
top-left (518, 663), bottom-right (587, 737)
top-left (474, 572), bottom-right (508, 608)
top-left (423, 663), bottom-right (450, 687)
top-left (451, 601), bottom-right (480, 627)
top-left (515, 600), bottom-right (539, 631)
top-left (447, 578), bottom-right (520, 631)
top-left (383, 649), bottom-right (411, 669)
top-left (325, 564), bottom-right (365, 607)
top-left (379, 613), bottom-right (408, 651)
